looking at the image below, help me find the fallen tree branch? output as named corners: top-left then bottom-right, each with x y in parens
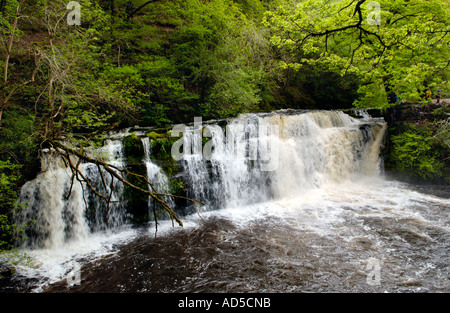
top-left (49, 139), bottom-right (204, 227)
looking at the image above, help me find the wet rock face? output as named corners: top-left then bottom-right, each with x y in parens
top-left (383, 101), bottom-right (449, 123)
top-left (123, 134), bottom-right (150, 223)
top-left (123, 134), bottom-right (145, 161)
top-left (382, 101), bottom-right (449, 184)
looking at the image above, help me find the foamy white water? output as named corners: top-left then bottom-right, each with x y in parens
top-left (4, 226), bottom-right (137, 292)
top-left (5, 110), bottom-right (448, 292)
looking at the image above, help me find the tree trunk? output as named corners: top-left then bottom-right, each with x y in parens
top-left (110, 0), bottom-right (115, 16)
top-left (3, 1), bottom-right (22, 84)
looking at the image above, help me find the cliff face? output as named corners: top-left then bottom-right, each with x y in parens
top-left (382, 100), bottom-right (449, 184)
top-left (384, 100), bottom-right (450, 124)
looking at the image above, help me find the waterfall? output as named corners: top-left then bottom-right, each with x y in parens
top-left (141, 137), bottom-right (173, 212)
top-left (179, 110), bottom-right (387, 209)
top-left (15, 110), bottom-right (387, 249)
top-left (142, 137), bottom-right (169, 192)
top-left (16, 139), bottom-right (129, 249)
top-left (17, 152), bottom-right (89, 249)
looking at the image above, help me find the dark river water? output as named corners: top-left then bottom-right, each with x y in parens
top-left (3, 178), bottom-right (448, 293)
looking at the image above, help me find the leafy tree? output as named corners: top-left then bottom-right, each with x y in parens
top-left (0, 160), bottom-right (23, 250)
top-left (2, 0), bottom-right (447, 240)
top-left (165, 0), bottom-right (273, 118)
top-left (263, 0), bottom-right (450, 108)
top-left (386, 122), bottom-right (447, 181)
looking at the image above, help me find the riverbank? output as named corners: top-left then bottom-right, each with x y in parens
top-left (382, 100), bottom-right (449, 184)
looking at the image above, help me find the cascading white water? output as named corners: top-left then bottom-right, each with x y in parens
top-left (9, 109), bottom-right (450, 293)
top-left (17, 151), bottom-right (90, 249)
top-left (15, 133), bottom-right (176, 249)
top-left (14, 111), bottom-right (386, 249)
top-left (141, 137), bottom-right (173, 210)
top-left (16, 139), bottom-right (130, 249)
top-left (180, 110), bottom-right (387, 209)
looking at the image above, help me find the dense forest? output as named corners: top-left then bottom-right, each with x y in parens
top-left (0, 0), bottom-right (449, 250)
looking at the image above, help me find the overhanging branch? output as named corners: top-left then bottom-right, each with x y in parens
top-left (49, 139), bottom-right (205, 227)
top-left (126, 0), bottom-right (160, 20)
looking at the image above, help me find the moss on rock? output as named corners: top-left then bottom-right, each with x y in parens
top-left (150, 137), bottom-right (178, 161)
top-left (146, 131), bottom-right (166, 140)
top-left (123, 134), bottom-right (144, 162)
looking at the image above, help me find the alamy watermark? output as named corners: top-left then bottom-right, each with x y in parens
top-left (67, 1), bottom-right (81, 26)
top-left (66, 261), bottom-right (81, 287)
top-left (171, 117), bottom-right (280, 172)
top-left (367, 1), bottom-right (381, 26)
top-left (365, 257), bottom-right (381, 286)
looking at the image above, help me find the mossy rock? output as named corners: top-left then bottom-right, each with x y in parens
top-left (150, 137), bottom-right (178, 161)
top-left (160, 159), bottom-right (181, 178)
top-left (146, 131), bottom-right (167, 140)
top-left (385, 122), bottom-right (448, 182)
top-left (169, 177), bottom-right (184, 195)
top-left (342, 109), bottom-right (358, 119)
top-left (123, 134), bottom-right (144, 161)
top-left (123, 162), bottom-right (150, 224)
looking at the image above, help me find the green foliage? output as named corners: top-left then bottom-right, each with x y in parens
top-left (161, 0), bottom-right (270, 119)
top-left (0, 160), bottom-right (21, 213)
top-left (264, 0), bottom-right (450, 108)
top-left (3, 0), bottom-right (372, 138)
top-left (0, 110), bottom-right (37, 174)
top-left (0, 160), bottom-right (27, 251)
top-left (0, 214), bottom-right (16, 251)
top-left (169, 178), bottom-right (184, 195)
top-left (386, 123), bottom-right (446, 180)
top-left (150, 137), bottom-right (177, 161)
top-left (64, 109), bottom-right (117, 133)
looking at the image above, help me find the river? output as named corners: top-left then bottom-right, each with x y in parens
top-left (1, 110), bottom-right (448, 293)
